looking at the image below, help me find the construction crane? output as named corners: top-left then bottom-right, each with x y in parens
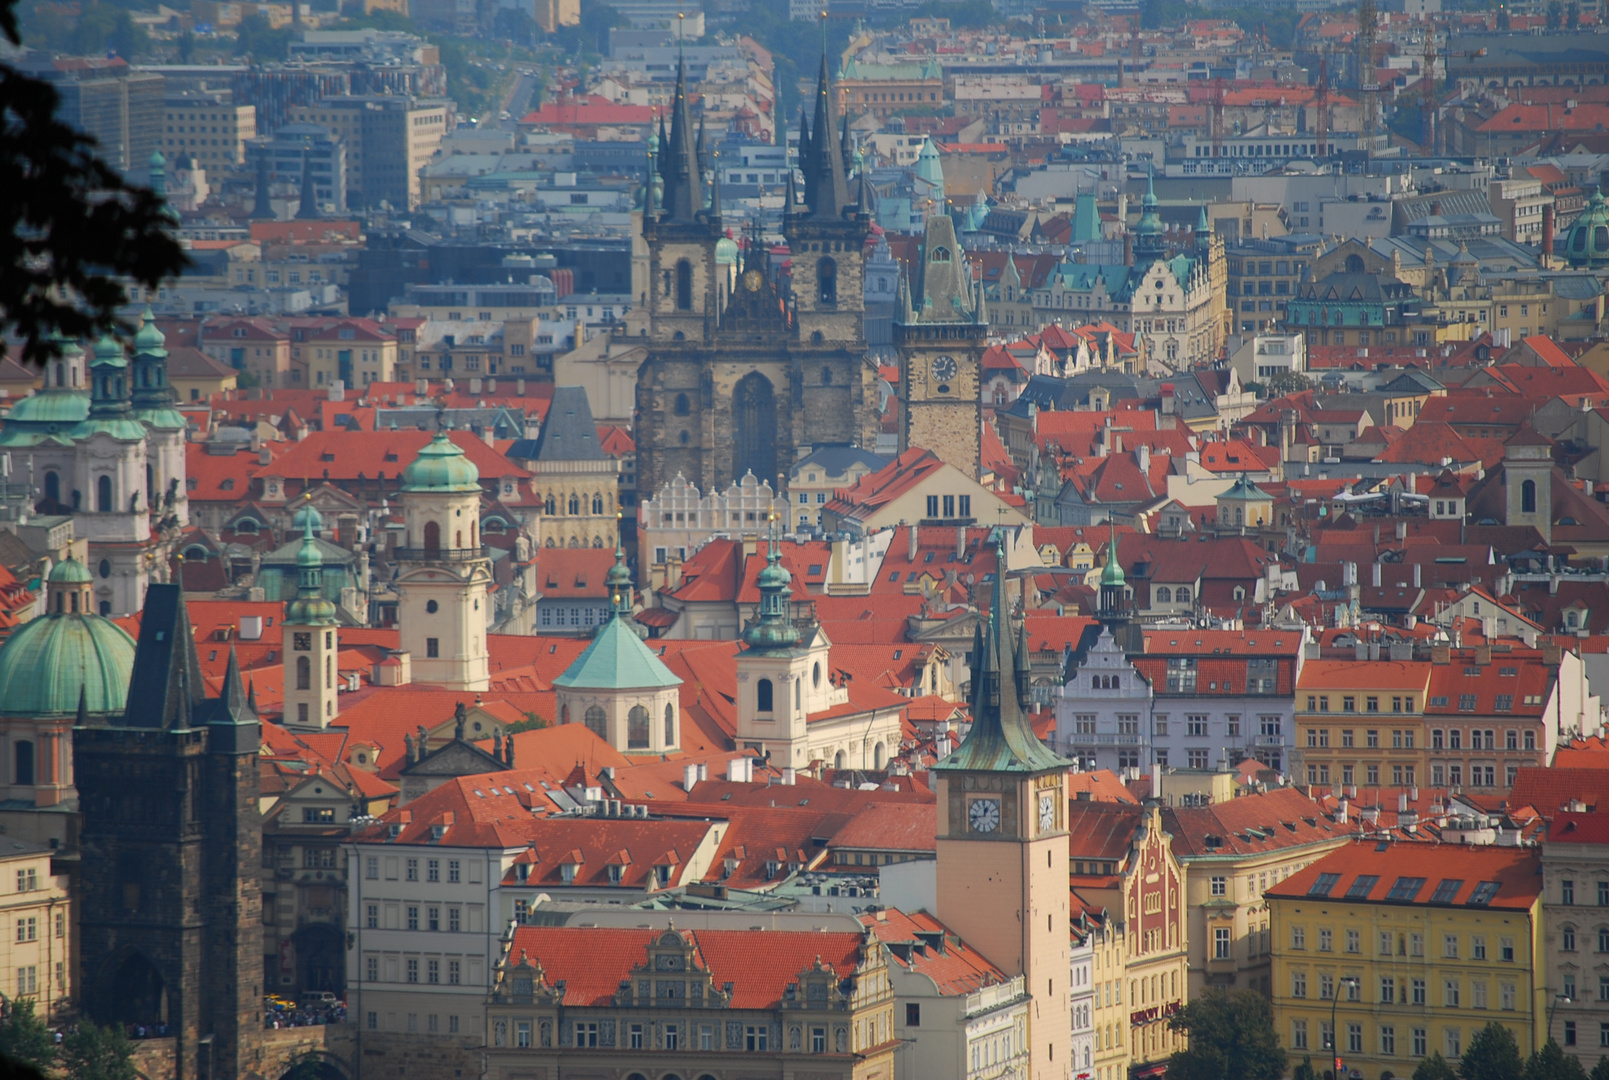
top-left (1210, 75), bottom-right (1228, 161)
top-left (1315, 54), bottom-right (1331, 159)
top-left (1422, 34), bottom-right (1437, 153)
top-left (1358, 0), bottom-right (1380, 159)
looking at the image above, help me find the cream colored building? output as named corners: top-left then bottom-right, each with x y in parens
top-left (638, 472), bottom-right (787, 570)
top-left (513, 387), bottom-right (619, 551)
top-left (819, 448), bottom-right (1029, 537)
top-left (1165, 786), bottom-right (1352, 1000)
top-left (163, 90), bottom-right (257, 170)
top-left (0, 840), bottom-right (70, 1017)
top-left (287, 96), bottom-right (450, 210)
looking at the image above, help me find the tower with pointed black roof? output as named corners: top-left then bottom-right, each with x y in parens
top-left (634, 42), bottom-right (878, 501)
top-left (74, 583), bottom-right (262, 1080)
top-left (895, 210), bottom-right (988, 479)
top-left (932, 538), bottom-right (1071, 1080)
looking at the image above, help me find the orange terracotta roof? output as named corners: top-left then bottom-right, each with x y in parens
top-left (1267, 839), bottom-right (1541, 910)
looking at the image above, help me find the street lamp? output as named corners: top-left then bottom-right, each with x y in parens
top-left (1548, 993), bottom-right (1571, 1043)
top-left (1328, 976), bottom-right (1360, 1080)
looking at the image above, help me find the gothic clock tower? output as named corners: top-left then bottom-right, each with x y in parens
top-left (896, 212), bottom-right (986, 480)
top-left (934, 540), bottom-right (1072, 1080)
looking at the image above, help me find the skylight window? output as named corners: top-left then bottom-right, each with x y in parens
top-left (1430, 879), bottom-right (1464, 904)
top-left (1309, 872), bottom-right (1341, 897)
top-left (1467, 882), bottom-right (1501, 906)
top-left (1385, 877), bottom-right (1427, 902)
top-left (1345, 875), bottom-right (1379, 899)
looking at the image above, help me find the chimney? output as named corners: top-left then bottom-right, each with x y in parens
top-left (1398, 792), bottom-right (1409, 812)
top-left (516, 378), bottom-right (526, 394)
top-left (909, 523), bottom-right (919, 562)
top-left (1150, 769), bottom-right (1162, 801)
top-left (1542, 203), bottom-right (1555, 258)
top-left (698, 762), bottom-right (708, 782)
top-left (486, 377), bottom-right (496, 394)
top-left (1372, 563), bottom-right (1382, 588)
top-left (1337, 798), bottom-right (1348, 823)
top-left (1395, 521), bottom-right (1407, 541)
top-left (1431, 644), bottom-right (1450, 665)
top-left (956, 526), bottom-right (967, 560)
top-left (1137, 443), bottom-right (1151, 473)
top-left (684, 763), bottom-right (699, 791)
top-left (469, 377), bottom-right (483, 395)
top-left (1475, 644), bottom-right (1492, 666)
top-left (728, 759), bottom-right (745, 782)
top-left (1160, 383), bottom-right (1175, 416)
top-left (1413, 563), bottom-right (1422, 588)
top-left (782, 767), bottom-right (797, 786)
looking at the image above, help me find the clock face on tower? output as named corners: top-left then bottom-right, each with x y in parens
top-left (930, 355), bottom-right (958, 385)
top-left (968, 797), bottom-right (1001, 834)
top-left (1039, 792), bottom-right (1056, 834)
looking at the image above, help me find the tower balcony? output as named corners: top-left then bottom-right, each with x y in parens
top-left (394, 546), bottom-right (485, 565)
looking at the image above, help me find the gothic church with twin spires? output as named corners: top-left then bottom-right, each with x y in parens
top-left (632, 55), bottom-right (883, 499)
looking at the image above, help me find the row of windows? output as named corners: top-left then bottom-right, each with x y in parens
top-left (1290, 971), bottom-right (1519, 1010)
top-left (492, 1018), bottom-right (780, 1053)
top-left (365, 856), bottom-right (463, 882)
top-left (1289, 926), bottom-right (1516, 960)
top-left (1431, 728), bottom-right (1538, 750)
top-left (1305, 695), bottom-right (1417, 714)
top-left (1305, 727), bottom-right (1417, 748)
top-left (365, 954), bottom-right (467, 984)
top-left (1290, 1019), bottom-right (1533, 1059)
top-left (1557, 880), bottom-right (1609, 905)
top-left (366, 1011), bottom-right (462, 1034)
top-left (365, 903), bottom-right (478, 933)
top-left (1307, 763), bottom-right (1417, 786)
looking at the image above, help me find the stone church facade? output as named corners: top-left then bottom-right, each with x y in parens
top-left (632, 56), bottom-right (882, 500)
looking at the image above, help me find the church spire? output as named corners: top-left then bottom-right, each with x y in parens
top-left (801, 40), bottom-right (852, 219)
top-left (659, 57), bottom-right (705, 222)
top-left (934, 538), bottom-right (1067, 773)
top-left (743, 512), bottom-right (800, 652)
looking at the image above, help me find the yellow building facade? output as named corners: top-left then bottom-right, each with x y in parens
top-left (1292, 661), bottom-right (1432, 792)
top-left (1269, 843), bottom-right (1545, 1080)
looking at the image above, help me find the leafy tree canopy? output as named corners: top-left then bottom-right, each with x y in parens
top-left (1462, 1023), bottom-right (1525, 1080)
top-left (1164, 989), bottom-right (1287, 1080)
top-left (0, 999), bottom-right (55, 1075)
top-left (59, 1022), bottom-right (137, 1080)
top-left (1415, 1052), bottom-right (1460, 1080)
top-left (0, 0), bottom-right (189, 366)
top-left (1523, 1041), bottom-right (1589, 1080)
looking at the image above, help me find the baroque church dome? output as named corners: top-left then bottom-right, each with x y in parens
top-left (1562, 190), bottom-right (1609, 269)
top-left (401, 431), bottom-right (481, 492)
top-left (0, 559), bottom-right (136, 717)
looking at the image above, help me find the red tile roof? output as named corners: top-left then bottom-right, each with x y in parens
top-left (506, 925), bottom-right (869, 1009)
top-left (1163, 786), bottom-right (1343, 858)
top-left (860, 909), bottom-right (1009, 995)
top-left (1266, 840), bottom-right (1541, 910)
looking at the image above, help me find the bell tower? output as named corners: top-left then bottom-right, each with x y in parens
top-left (933, 540), bottom-right (1071, 1080)
top-left (395, 433), bottom-right (491, 690)
top-left (282, 512), bottom-right (339, 729)
top-left (896, 213), bottom-right (986, 479)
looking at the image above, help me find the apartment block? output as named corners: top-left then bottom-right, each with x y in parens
top-left (1293, 661), bottom-right (1432, 791)
top-left (288, 96), bottom-right (451, 210)
top-left (0, 841), bottom-right (70, 1016)
top-left (1269, 843), bottom-right (1545, 1079)
top-left (163, 89), bottom-right (257, 171)
top-left (1541, 812), bottom-right (1609, 1066)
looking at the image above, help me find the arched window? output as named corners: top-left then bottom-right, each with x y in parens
top-left (1345, 254), bottom-right (1365, 273)
top-left (584, 706), bottom-right (607, 739)
top-left (627, 705), bottom-right (649, 749)
top-left (592, 494), bottom-right (604, 515)
top-left (1599, 927), bottom-right (1609, 953)
top-left (1156, 586), bottom-right (1172, 603)
top-left (14, 741), bottom-right (33, 786)
top-left (756, 678), bottom-right (774, 712)
top-left (1176, 587), bottom-right (1192, 605)
top-left (296, 656), bottom-right (311, 691)
top-left (817, 257), bottom-right (837, 305)
top-left (674, 393), bottom-right (691, 416)
top-left (664, 703), bottom-right (675, 746)
top-left (675, 259), bottom-right (693, 311)
top-left (326, 655), bottom-right (333, 689)
top-left (455, 530), bottom-right (462, 548)
top-left (931, 246), bottom-right (952, 263)
top-left (1521, 478), bottom-right (1537, 514)
top-left (43, 471), bottom-right (59, 505)
top-left (679, 430), bottom-right (690, 445)
top-left (543, 494), bottom-right (556, 515)
top-left (568, 494), bottom-right (580, 515)
top-left (423, 520), bottom-right (441, 552)
top-left (96, 474), bottom-right (112, 513)
top-left (560, 704), bottom-right (569, 725)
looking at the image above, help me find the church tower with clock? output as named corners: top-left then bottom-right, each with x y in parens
top-left (934, 542), bottom-right (1072, 1080)
top-left (896, 212), bottom-right (987, 479)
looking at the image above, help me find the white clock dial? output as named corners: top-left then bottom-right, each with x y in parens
top-left (1039, 793), bottom-right (1056, 834)
top-left (968, 797), bottom-right (1001, 834)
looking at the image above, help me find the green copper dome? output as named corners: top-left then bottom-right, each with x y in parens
top-left (1100, 547), bottom-right (1126, 587)
top-left (0, 608), bottom-right (136, 718)
top-left (553, 550), bottom-right (680, 692)
top-left (285, 516), bottom-right (337, 625)
top-left (1563, 190), bottom-right (1609, 269)
top-left (92, 335), bottom-right (125, 366)
top-left (744, 538), bottom-right (800, 652)
top-left (50, 557), bottom-right (93, 584)
top-left (133, 308), bottom-right (166, 355)
top-left (292, 502), bottom-right (324, 533)
top-left (715, 234), bottom-right (739, 265)
top-left (401, 432), bottom-right (481, 493)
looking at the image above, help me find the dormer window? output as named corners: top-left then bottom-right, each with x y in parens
top-left (560, 863), bottom-right (578, 884)
top-left (608, 864), bottom-right (624, 884)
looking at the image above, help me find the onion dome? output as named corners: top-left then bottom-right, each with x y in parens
top-left (1562, 189), bottom-right (1609, 269)
top-left (285, 516), bottom-right (337, 626)
top-left (401, 431), bottom-right (481, 493)
top-left (0, 560), bottom-right (136, 717)
top-left (133, 306), bottom-right (166, 355)
top-left (743, 531), bottom-right (800, 652)
top-left (716, 229), bottom-right (739, 266)
top-left (291, 501), bottom-right (324, 534)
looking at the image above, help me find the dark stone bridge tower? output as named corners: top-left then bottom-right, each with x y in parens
top-left (634, 53), bottom-right (880, 500)
top-left (75, 584), bottom-right (263, 1080)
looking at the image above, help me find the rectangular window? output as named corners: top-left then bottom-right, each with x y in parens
top-left (1381, 976), bottom-right (1396, 1003)
top-left (1319, 928), bottom-right (1333, 952)
top-left (407, 907), bottom-right (419, 931)
top-left (366, 856), bottom-right (379, 880)
top-left (1444, 934), bottom-right (1459, 959)
top-left (630, 1025), bottom-right (644, 1049)
top-left (811, 1027), bottom-right (826, 1054)
top-left (1215, 927), bottom-right (1231, 959)
top-left (1349, 1023), bottom-right (1363, 1053)
top-left (1293, 1019), bottom-right (1308, 1049)
top-left (1445, 979), bottom-right (1460, 1007)
top-left (906, 1003), bottom-right (921, 1027)
top-left (427, 859), bottom-right (439, 882)
top-left (1500, 983), bottom-right (1515, 1011)
top-left (1564, 879), bottom-right (1576, 905)
top-left (1472, 981), bottom-right (1487, 1009)
top-left (1413, 1028), bottom-right (1427, 1057)
top-left (1292, 925), bottom-right (1306, 950)
top-left (448, 960), bottom-right (460, 985)
top-left (1447, 1029), bottom-right (1462, 1058)
top-left (1473, 936), bottom-right (1486, 960)
top-left (1412, 979), bottom-right (1426, 1005)
top-left (1211, 876), bottom-right (1227, 897)
top-left (1292, 970), bottom-right (1307, 998)
top-left (367, 904), bottom-right (378, 929)
top-left (745, 1026), bottom-right (769, 1051)
top-left (406, 859), bottom-right (419, 882)
top-left (427, 959), bottom-right (439, 985)
top-left (1381, 1026), bottom-right (1396, 1056)
top-left (406, 959), bottom-right (418, 984)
